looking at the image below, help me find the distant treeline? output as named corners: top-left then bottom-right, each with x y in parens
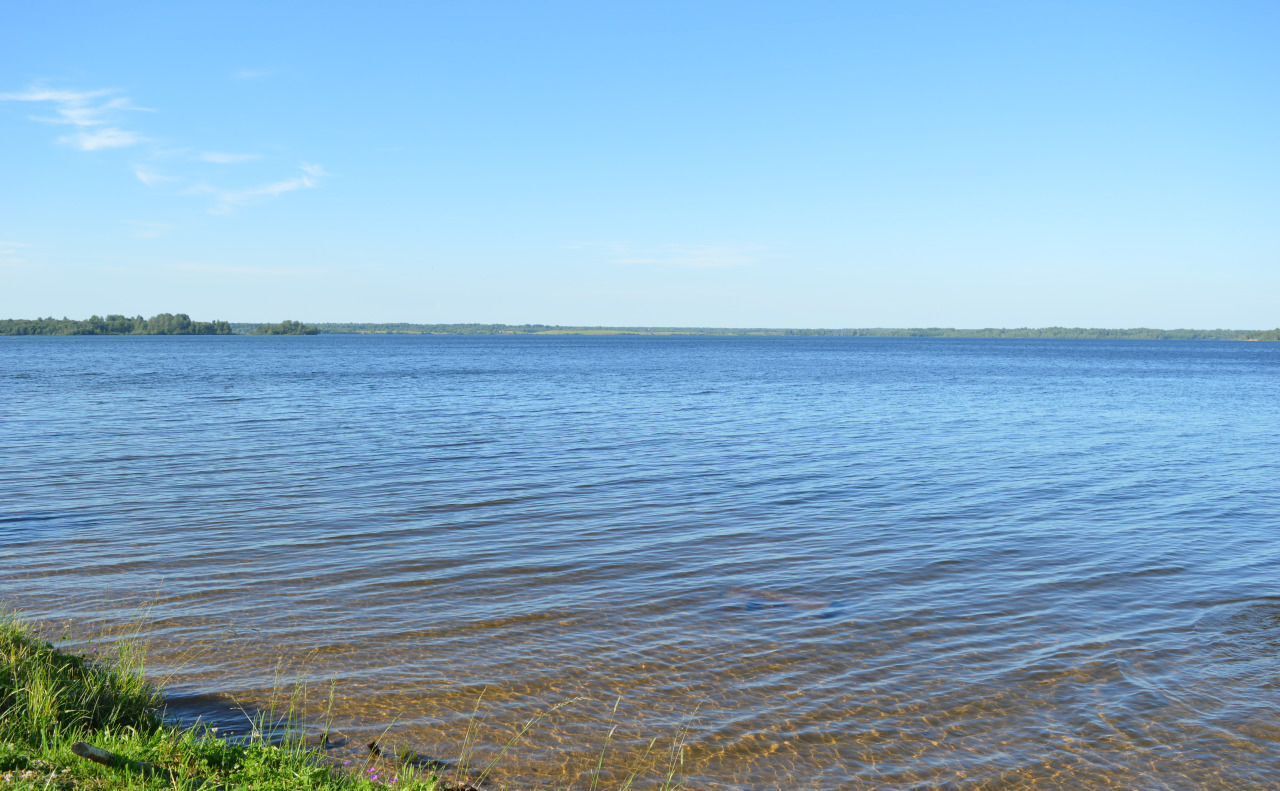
top-left (249, 320), bottom-right (319, 335)
top-left (305, 323), bottom-right (1280, 341)
top-left (3, 318), bottom-right (1277, 340)
top-left (0, 314), bottom-right (233, 335)
top-left (0, 315), bottom-right (319, 336)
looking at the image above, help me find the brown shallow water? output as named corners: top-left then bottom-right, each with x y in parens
top-left (2, 336), bottom-right (1278, 788)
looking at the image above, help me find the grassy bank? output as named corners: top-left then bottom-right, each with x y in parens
top-left (0, 617), bottom-right (443, 790)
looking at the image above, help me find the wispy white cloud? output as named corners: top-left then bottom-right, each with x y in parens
top-left (233, 68), bottom-right (272, 81)
top-left (66, 127), bottom-right (142, 151)
top-left (4, 83), bottom-right (326, 214)
top-left (0, 240), bottom-right (31, 268)
top-left (198, 151), bottom-right (261, 165)
top-left (195, 163), bottom-right (328, 214)
top-left (133, 165), bottom-right (174, 187)
top-left (577, 243), bottom-right (761, 270)
top-left (0, 85), bottom-right (147, 151)
top-left (0, 87), bottom-right (106, 104)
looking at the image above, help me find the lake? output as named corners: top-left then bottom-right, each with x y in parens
top-left (1, 335), bottom-right (1277, 788)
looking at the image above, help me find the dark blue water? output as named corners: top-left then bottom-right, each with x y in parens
top-left (1, 336), bottom-right (1277, 788)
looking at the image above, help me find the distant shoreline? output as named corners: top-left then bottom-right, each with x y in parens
top-left (2, 317), bottom-right (1277, 341)
top-left (293, 324), bottom-right (1280, 341)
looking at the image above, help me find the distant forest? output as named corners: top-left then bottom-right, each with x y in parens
top-left (0, 314), bottom-right (315, 336)
top-left (250, 320), bottom-right (319, 335)
top-left (0, 314), bottom-right (233, 335)
top-left (305, 323), bottom-right (1280, 341)
top-left (2, 317), bottom-right (1277, 340)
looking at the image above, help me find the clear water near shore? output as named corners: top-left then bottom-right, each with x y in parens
top-left (2, 335), bottom-right (1278, 788)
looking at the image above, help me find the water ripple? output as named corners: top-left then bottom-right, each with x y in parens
top-left (1, 336), bottom-right (1277, 788)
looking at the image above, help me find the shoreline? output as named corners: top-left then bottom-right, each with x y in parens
top-left (0, 616), bottom-right (474, 790)
top-left (5, 330), bottom-right (1279, 341)
top-left (3, 316), bottom-right (1278, 341)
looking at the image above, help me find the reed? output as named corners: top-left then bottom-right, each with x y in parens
top-left (0, 616), bottom-right (440, 790)
top-left (0, 615), bottom-right (690, 789)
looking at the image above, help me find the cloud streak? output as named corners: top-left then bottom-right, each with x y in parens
top-left (197, 163), bottom-right (328, 214)
top-left (0, 240), bottom-right (31, 268)
top-left (4, 83), bottom-right (326, 214)
top-left (133, 165), bottom-right (174, 186)
top-left (69, 127), bottom-right (142, 151)
top-left (0, 86), bottom-right (146, 151)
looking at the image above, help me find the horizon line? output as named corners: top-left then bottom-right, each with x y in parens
top-left (4, 315), bottom-right (1277, 333)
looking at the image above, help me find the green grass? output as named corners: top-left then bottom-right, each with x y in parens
top-left (0, 617), bottom-right (442, 790)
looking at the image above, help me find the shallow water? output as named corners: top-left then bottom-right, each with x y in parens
top-left (1, 335), bottom-right (1277, 788)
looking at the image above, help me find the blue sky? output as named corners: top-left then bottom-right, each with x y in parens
top-left (2, 1), bottom-right (1277, 327)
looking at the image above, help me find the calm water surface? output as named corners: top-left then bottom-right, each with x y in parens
top-left (1, 336), bottom-right (1277, 788)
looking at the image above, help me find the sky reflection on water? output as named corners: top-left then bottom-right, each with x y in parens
top-left (2, 336), bottom-right (1278, 788)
